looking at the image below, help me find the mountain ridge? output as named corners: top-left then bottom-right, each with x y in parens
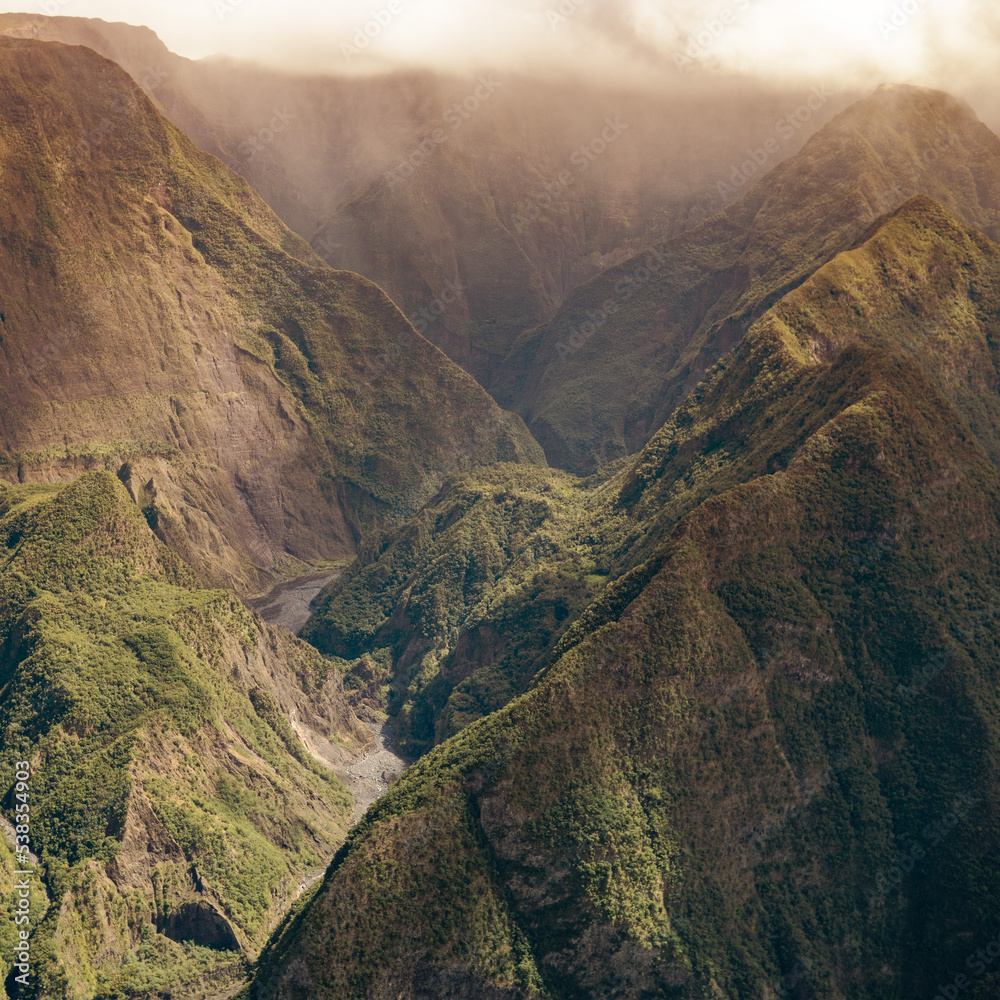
top-left (253, 195), bottom-right (1000, 999)
top-left (1, 27), bottom-right (999, 1000)
top-left (0, 36), bottom-right (542, 594)
top-left (0, 471), bottom-right (369, 996)
top-left (0, 14), bottom-right (860, 383)
top-left (492, 83), bottom-right (1000, 472)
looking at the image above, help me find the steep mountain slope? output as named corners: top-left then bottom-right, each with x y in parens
top-left (300, 83), bottom-right (851, 383)
top-left (305, 196), bottom-right (1000, 764)
top-left (313, 143), bottom-right (554, 384)
top-left (0, 472), bottom-right (370, 998)
top-left (493, 84), bottom-right (1000, 472)
top-left (0, 13), bottom-right (419, 229)
top-left (254, 199), bottom-right (1000, 999)
top-left (0, 16), bottom-right (858, 382)
top-left (763, 195), bottom-right (1000, 462)
top-left (301, 463), bottom-right (614, 756)
top-left (0, 37), bottom-right (541, 593)
top-left (0, 830), bottom-right (46, 998)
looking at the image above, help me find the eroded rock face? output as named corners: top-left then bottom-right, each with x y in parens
top-left (0, 37), bottom-right (543, 594)
top-left (0, 13), bottom-right (865, 392)
top-left (39, 603), bottom-right (370, 981)
top-left (0, 470), bottom-right (374, 993)
top-left (105, 788), bottom-right (241, 953)
top-left (161, 901), bottom-right (240, 951)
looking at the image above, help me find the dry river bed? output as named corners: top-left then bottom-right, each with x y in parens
top-left (245, 569), bottom-right (341, 634)
top-left (247, 568), bottom-right (412, 829)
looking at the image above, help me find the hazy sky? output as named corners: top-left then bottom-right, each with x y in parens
top-left (3, 0), bottom-right (999, 92)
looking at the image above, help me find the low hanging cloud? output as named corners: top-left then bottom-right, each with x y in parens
top-left (3, 0), bottom-right (999, 99)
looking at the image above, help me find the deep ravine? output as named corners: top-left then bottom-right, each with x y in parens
top-left (246, 570), bottom-right (411, 829)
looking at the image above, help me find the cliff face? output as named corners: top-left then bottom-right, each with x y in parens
top-left (301, 462), bottom-right (600, 757)
top-left (3, 25), bottom-right (1000, 1000)
top-left (0, 16), bottom-right (857, 384)
top-left (293, 84), bottom-right (851, 385)
top-left (0, 37), bottom-right (542, 594)
top-left (492, 85), bottom-right (1000, 473)
top-left (255, 201), bottom-right (1000, 1000)
top-left (0, 471), bottom-right (369, 996)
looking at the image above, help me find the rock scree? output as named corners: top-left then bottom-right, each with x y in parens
top-left (247, 571), bottom-right (411, 826)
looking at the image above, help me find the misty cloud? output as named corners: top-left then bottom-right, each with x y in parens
top-left (2, 0), bottom-right (999, 102)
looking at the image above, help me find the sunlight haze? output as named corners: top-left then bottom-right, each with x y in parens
top-left (0, 0), bottom-right (996, 94)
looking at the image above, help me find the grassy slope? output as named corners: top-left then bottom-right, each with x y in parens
top-left (762, 195), bottom-right (1000, 462)
top-left (308, 197), bottom-right (1000, 760)
top-left (493, 85), bottom-right (1000, 473)
top-left (255, 201), bottom-right (1000, 999)
top-left (0, 472), bottom-right (367, 998)
top-left (302, 463), bottom-right (621, 756)
top-left (0, 37), bottom-right (542, 593)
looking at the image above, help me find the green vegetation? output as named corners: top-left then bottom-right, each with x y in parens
top-left (92, 934), bottom-right (246, 1000)
top-left (0, 36), bottom-right (542, 594)
top-left (257, 198), bottom-right (1000, 999)
top-left (310, 193), bottom-right (1000, 761)
top-left (304, 464), bottom-right (623, 753)
top-left (0, 473), bottom-right (357, 997)
top-left (4, 43), bottom-right (1000, 999)
top-left (0, 833), bottom-right (46, 1000)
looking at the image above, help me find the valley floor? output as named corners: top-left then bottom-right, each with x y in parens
top-left (248, 570), bottom-right (412, 825)
top-left (246, 570), bottom-right (342, 635)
